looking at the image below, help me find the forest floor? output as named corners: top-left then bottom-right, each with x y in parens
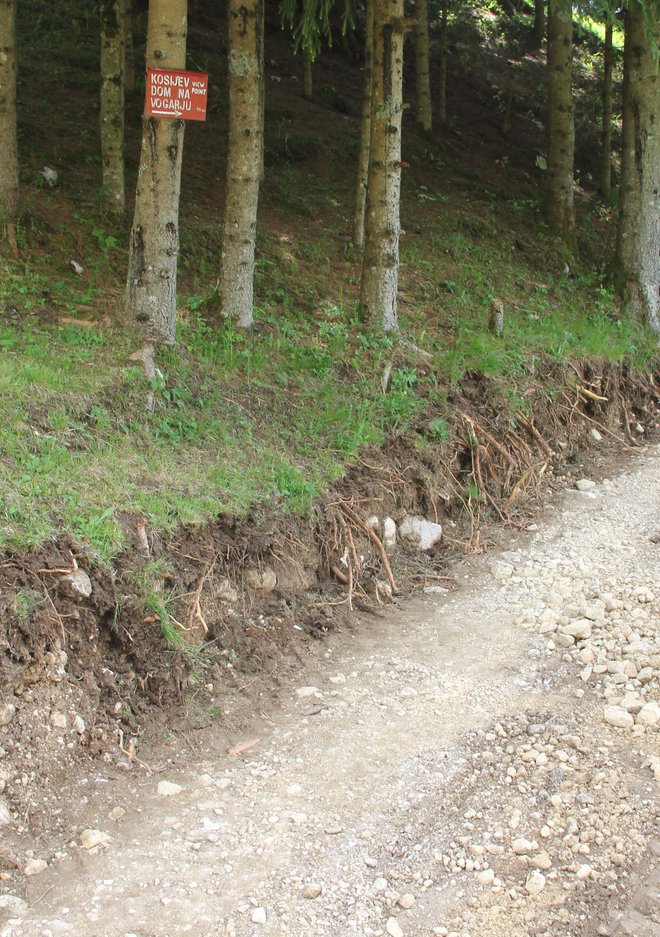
top-left (0, 443), bottom-right (658, 937)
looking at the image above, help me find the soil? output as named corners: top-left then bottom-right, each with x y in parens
top-left (0, 433), bottom-right (658, 937)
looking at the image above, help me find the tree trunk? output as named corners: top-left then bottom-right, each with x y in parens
top-left (219, 0), bottom-right (264, 328)
top-left (545, 0), bottom-right (575, 250)
top-left (125, 0), bottom-right (187, 345)
top-left (122, 0), bottom-right (135, 92)
top-left (100, 0), bottom-right (125, 215)
top-left (438, 0), bottom-right (448, 125)
top-left (415, 0), bottom-right (432, 131)
top-left (532, 0), bottom-right (545, 48)
top-left (359, 0), bottom-right (405, 332)
top-left (613, 2), bottom-right (660, 336)
top-left (303, 48), bottom-right (312, 99)
top-left (353, 0), bottom-right (374, 249)
top-left (598, 18), bottom-right (613, 200)
top-left (0, 0), bottom-right (18, 256)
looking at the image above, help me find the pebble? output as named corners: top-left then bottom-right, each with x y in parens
top-left (296, 686), bottom-right (321, 699)
top-left (0, 798), bottom-right (11, 825)
top-left (251, 907), bottom-right (267, 924)
top-left (511, 837), bottom-right (536, 855)
top-left (386, 918), bottom-right (404, 937)
top-left (477, 869), bottom-right (495, 886)
top-left (603, 706), bottom-right (634, 729)
top-left (575, 479), bottom-right (596, 492)
top-left (23, 858), bottom-right (48, 876)
top-left (525, 871), bottom-right (546, 895)
top-left (157, 781), bottom-right (184, 797)
top-left (636, 702), bottom-right (660, 726)
top-left (399, 893), bottom-right (415, 909)
top-left (0, 703), bottom-right (16, 727)
top-left (79, 829), bottom-right (112, 851)
top-left (491, 561), bottom-right (514, 580)
top-left (302, 884), bottom-right (322, 899)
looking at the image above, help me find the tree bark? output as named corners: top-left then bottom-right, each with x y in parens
top-left (532, 0), bottom-right (545, 48)
top-left (613, 2), bottom-right (660, 336)
top-left (415, 0), bottom-right (432, 131)
top-left (353, 0), bottom-right (374, 249)
top-left (303, 48), bottom-right (312, 99)
top-left (122, 0), bottom-right (136, 92)
top-left (125, 0), bottom-right (187, 345)
top-left (598, 18), bottom-right (613, 200)
top-left (359, 0), bottom-right (404, 332)
top-left (0, 0), bottom-right (18, 255)
top-left (219, 0), bottom-right (264, 328)
top-left (438, 0), bottom-right (448, 125)
top-left (100, 0), bottom-right (125, 215)
top-left (545, 0), bottom-right (575, 250)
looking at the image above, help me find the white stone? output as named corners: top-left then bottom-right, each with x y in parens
top-left (590, 429), bottom-right (602, 442)
top-left (23, 858), bottom-right (48, 876)
top-left (0, 895), bottom-right (29, 917)
top-left (296, 686), bottom-right (321, 699)
top-left (0, 797), bottom-right (11, 825)
top-left (80, 829), bottom-right (112, 850)
top-left (245, 568), bottom-right (277, 592)
top-left (386, 918), bottom-right (404, 937)
top-left (366, 515), bottom-right (380, 530)
top-left (491, 561), bottom-right (514, 580)
top-left (603, 706), bottom-right (634, 729)
top-left (303, 884), bottom-right (322, 899)
top-left (251, 907), bottom-right (267, 924)
top-left (560, 619), bottom-right (592, 640)
top-left (0, 703), bottom-right (15, 727)
top-left (576, 864), bottom-right (592, 879)
top-left (477, 869), bottom-right (495, 886)
top-left (398, 515), bottom-right (442, 551)
top-left (575, 479), bottom-right (596, 492)
top-left (636, 702), bottom-right (660, 727)
top-left (511, 837), bottom-right (535, 855)
top-left (49, 711), bottom-right (67, 729)
top-left (157, 781), bottom-right (184, 797)
top-left (399, 893), bottom-right (415, 909)
top-left (525, 871), bottom-right (546, 895)
top-left (216, 578), bottom-right (238, 603)
top-left (383, 517), bottom-right (397, 549)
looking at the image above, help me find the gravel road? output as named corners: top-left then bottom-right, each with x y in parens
top-left (1, 446), bottom-right (658, 937)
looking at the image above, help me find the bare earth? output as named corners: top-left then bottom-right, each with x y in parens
top-left (1, 446), bottom-right (659, 937)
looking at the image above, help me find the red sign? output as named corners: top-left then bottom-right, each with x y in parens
top-left (145, 68), bottom-right (208, 121)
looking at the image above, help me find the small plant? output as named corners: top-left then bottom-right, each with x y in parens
top-left (11, 589), bottom-right (42, 621)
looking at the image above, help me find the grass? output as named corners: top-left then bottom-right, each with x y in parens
top-left (1, 249), bottom-right (655, 564)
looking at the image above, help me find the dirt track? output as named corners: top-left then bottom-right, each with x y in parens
top-left (1, 446), bottom-right (659, 937)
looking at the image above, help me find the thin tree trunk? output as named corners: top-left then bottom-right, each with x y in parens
top-left (545, 0), bottom-right (575, 250)
top-left (219, 0), bottom-right (264, 328)
top-left (125, 0), bottom-right (187, 345)
top-left (438, 0), bottom-right (448, 126)
top-left (598, 18), bottom-right (613, 200)
top-left (122, 0), bottom-right (135, 92)
top-left (353, 0), bottom-right (374, 249)
top-left (415, 0), bottom-right (432, 131)
top-left (100, 0), bottom-right (125, 215)
top-left (0, 0), bottom-right (19, 256)
top-left (359, 0), bottom-right (405, 332)
top-left (613, 2), bottom-right (659, 336)
top-left (532, 0), bottom-right (545, 47)
top-left (303, 48), bottom-right (312, 99)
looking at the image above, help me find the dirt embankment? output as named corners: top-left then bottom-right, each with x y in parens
top-left (0, 361), bottom-right (658, 867)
